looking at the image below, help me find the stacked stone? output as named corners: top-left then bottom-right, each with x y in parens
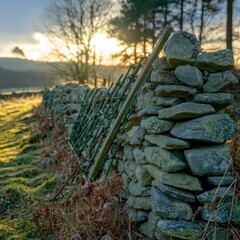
top-left (43, 83), bottom-right (107, 134)
top-left (120, 31), bottom-right (239, 240)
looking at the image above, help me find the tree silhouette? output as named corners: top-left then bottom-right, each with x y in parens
top-left (11, 47), bottom-right (26, 59)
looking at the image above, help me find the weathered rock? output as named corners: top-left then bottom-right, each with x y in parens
top-left (155, 97), bottom-right (183, 107)
top-left (203, 70), bottom-right (238, 93)
top-left (125, 160), bottom-right (140, 179)
top-left (175, 65), bottom-right (203, 88)
top-left (127, 208), bottom-right (149, 223)
top-left (126, 126), bottom-right (145, 146)
top-left (144, 147), bottom-right (187, 172)
top-left (207, 175), bottom-right (235, 186)
top-left (151, 70), bottom-right (180, 85)
top-left (151, 187), bottom-right (193, 220)
top-left (157, 220), bottom-right (202, 240)
top-left (126, 196), bottom-right (152, 210)
top-left (136, 90), bottom-right (157, 110)
top-left (155, 85), bottom-right (197, 98)
top-left (128, 180), bottom-right (151, 196)
top-left (135, 165), bottom-right (153, 186)
top-left (123, 146), bottom-right (135, 161)
top-left (204, 225), bottom-right (228, 240)
top-left (158, 102), bottom-right (215, 120)
top-left (128, 114), bottom-right (141, 126)
top-left (192, 93), bottom-right (234, 110)
top-left (171, 114), bottom-right (238, 143)
top-left (117, 160), bottom-right (125, 173)
top-left (154, 182), bottom-right (196, 203)
top-left (197, 187), bottom-right (234, 204)
top-left (184, 145), bottom-right (232, 176)
top-left (164, 31), bottom-right (201, 67)
top-left (121, 173), bottom-right (131, 189)
top-left (138, 105), bottom-right (162, 117)
top-left (141, 116), bottom-right (174, 134)
top-left (144, 165), bottom-right (202, 191)
top-left (145, 134), bottom-right (190, 150)
top-left (195, 49), bottom-right (234, 72)
top-left (153, 57), bottom-right (174, 71)
top-left (133, 148), bottom-right (147, 164)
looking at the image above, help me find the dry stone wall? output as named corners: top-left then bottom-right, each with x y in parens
top-left (119, 32), bottom-right (239, 240)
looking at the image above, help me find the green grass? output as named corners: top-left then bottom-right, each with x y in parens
top-left (0, 97), bottom-right (58, 239)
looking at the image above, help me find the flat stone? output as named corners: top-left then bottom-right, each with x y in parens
top-left (126, 126), bottom-right (145, 146)
top-left (200, 201), bottom-right (240, 224)
top-left (207, 175), bottom-right (235, 186)
top-left (164, 31), bottom-right (200, 67)
top-left (133, 148), bottom-right (147, 164)
top-left (141, 116), bottom-right (174, 134)
top-left (171, 114), bottom-right (238, 143)
top-left (203, 70), bottom-right (238, 93)
top-left (136, 90), bottom-right (157, 110)
top-left (154, 182), bottom-right (196, 203)
top-left (195, 49), bottom-right (234, 72)
top-left (197, 187), bottom-right (234, 204)
top-left (138, 105), bottom-right (162, 117)
top-left (145, 134), bottom-right (190, 150)
top-left (184, 145), bottom-right (232, 176)
top-left (144, 147), bottom-right (187, 172)
top-left (158, 102), bottom-right (215, 120)
top-left (123, 146), bottom-right (134, 161)
top-left (124, 160), bottom-right (140, 179)
top-left (126, 196), bottom-right (152, 210)
top-left (128, 180), bottom-right (151, 196)
top-left (144, 164), bottom-right (202, 191)
top-left (151, 187), bottom-right (193, 220)
top-left (155, 97), bottom-right (183, 107)
top-left (153, 57), bottom-right (174, 71)
top-left (155, 85), bottom-right (197, 98)
top-left (135, 165), bottom-right (153, 186)
top-left (175, 64), bottom-right (203, 88)
top-left (157, 220), bottom-right (202, 240)
top-left (127, 208), bottom-right (149, 222)
top-left (192, 93), bottom-right (234, 110)
top-left (151, 70), bottom-right (180, 84)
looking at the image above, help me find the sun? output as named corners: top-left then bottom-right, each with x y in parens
top-left (91, 33), bottom-right (123, 63)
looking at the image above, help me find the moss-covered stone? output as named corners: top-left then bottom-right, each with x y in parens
top-left (135, 165), bottom-right (153, 186)
top-left (175, 64), bottom-right (203, 88)
top-left (155, 85), bottom-right (197, 98)
top-left (138, 105), bottom-right (162, 117)
top-left (133, 148), bottom-right (147, 164)
top-left (184, 145), bottom-right (232, 176)
top-left (192, 93), bottom-right (234, 110)
top-left (203, 70), bottom-right (238, 93)
top-left (157, 220), bottom-right (202, 240)
top-left (127, 208), bottom-right (149, 223)
top-left (144, 164), bottom-right (202, 191)
top-left (126, 196), bottom-right (152, 210)
top-left (197, 187), bottom-right (234, 204)
top-left (128, 180), bottom-right (151, 196)
top-left (153, 57), bottom-right (175, 71)
top-left (154, 182), bottom-right (196, 203)
top-left (195, 49), bottom-right (234, 72)
top-left (124, 160), bottom-right (140, 179)
top-left (164, 31), bottom-right (200, 67)
top-left (171, 114), bottom-right (238, 143)
top-left (151, 187), bottom-right (193, 220)
top-left (155, 97), bottom-right (183, 107)
top-left (151, 70), bottom-right (181, 84)
top-left (141, 116), bottom-right (174, 134)
top-left (145, 134), bottom-right (190, 150)
top-left (158, 102), bottom-right (215, 120)
top-left (144, 147), bottom-right (187, 172)
top-left (207, 175), bottom-right (235, 186)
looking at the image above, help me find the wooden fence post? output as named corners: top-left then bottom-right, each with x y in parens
top-left (88, 26), bottom-right (172, 180)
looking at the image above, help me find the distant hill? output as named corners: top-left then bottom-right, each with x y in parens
top-left (0, 58), bottom-right (53, 72)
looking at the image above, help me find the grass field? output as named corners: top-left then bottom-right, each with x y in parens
top-left (0, 96), bottom-right (57, 240)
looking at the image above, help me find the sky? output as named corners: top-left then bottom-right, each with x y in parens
top-left (0, 0), bottom-right (51, 59)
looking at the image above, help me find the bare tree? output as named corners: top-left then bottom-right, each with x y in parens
top-left (42, 0), bottom-right (112, 84)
